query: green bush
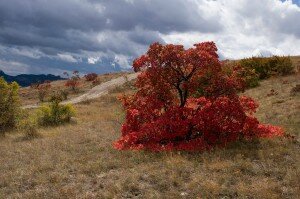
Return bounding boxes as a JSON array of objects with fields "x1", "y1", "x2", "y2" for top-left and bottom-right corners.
[
  {"x1": 238, "y1": 67, "x2": 260, "y2": 88},
  {"x1": 0, "y1": 77, "x2": 20, "y2": 135},
  {"x1": 37, "y1": 97, "x2": 75, "y2": 126},
  {"x1": 222, "y1": 61, "x2": 260, "y2": 88},
  {"x1": 271, "y1": 56, "x2": 294, "y2": 75},
  {"x1": 240, "y1": 57, "x2": 271, "y2": 79},
  {"x1": 240, "y1": 56, "x2": 294, "y2": 80}
]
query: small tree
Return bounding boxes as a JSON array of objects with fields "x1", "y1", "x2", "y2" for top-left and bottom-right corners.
[
  {"x1": 36, "y1": 81, "x2": 51, "y2": 102},
  {"x1": 0, "y1": 77, "x2": 20, "y2": 135},
  {"x1": 114, "y1": 42, "x2": 283, "y2": 151},
  {"x1": 65, "y1": 71, "x2": 80, "y2": 92}
]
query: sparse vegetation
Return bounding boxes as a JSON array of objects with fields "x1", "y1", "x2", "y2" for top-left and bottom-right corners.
[
  {"x1": 36, "y1": 80, "x2": 51, "y2": 102},
  {"x1": 65, "y1": 70, "x2": 80, "y2": 92},
  {"x1": 91, "y1": 78, "x2": 101, "y2": 86},
  {"x1": 57, "y1": 89, "x2": 69, "y2": 100},
  {"x1": 18, "y1": 115, "x2": 40, "y2": 140},
  {"x1": 290, "y1": 84, "x2": 300, "y2": 96},
  {"x1": 18, "y1": 72, "x2": 133, "y2": 106},
  {"x1": 84, "y1": 73, "x2": 98, "y2": 82},
  {"x1": 0, "y1": 77, "x2": 20, "y2": 135}
]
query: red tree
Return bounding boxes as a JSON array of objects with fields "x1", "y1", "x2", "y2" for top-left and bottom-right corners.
[
  {"x1": 65, "y1": 71, "x2": 80, "y2": 92},
  {"x1": 114, "y1": 42, "x2": 283, "y2": 151}
]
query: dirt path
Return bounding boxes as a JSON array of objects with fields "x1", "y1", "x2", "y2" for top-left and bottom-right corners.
[{"x1": 23, "y1": 73, "x2": 139, "y2": 109}]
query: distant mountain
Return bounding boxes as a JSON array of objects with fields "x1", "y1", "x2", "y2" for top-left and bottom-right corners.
[{"x1": 0, "y1": 70, "x2": 64, "y2": 87}]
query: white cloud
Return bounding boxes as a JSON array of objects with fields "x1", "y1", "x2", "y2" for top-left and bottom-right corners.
[
  {"x1": 161, "y1": 0, "x2": 300, "y2": 59},
  {"x1": 252, "y1": 48, "x2": 284, "y2": 57},
  {"x1": 11, "y1": 48, "x2": 43, "y2": 59},
  {"x1": 57, "y1": 53, "x2": 78, "y2": 63},
  {"x1": 88, "y1": 57, "x2": 101, "y2": 64},
  {"x1": 0, "y1": 45, "x2": 45, "y2": 59},
  {"x1": 114, "y1": 54, "x2": 131, "y2": 69}
]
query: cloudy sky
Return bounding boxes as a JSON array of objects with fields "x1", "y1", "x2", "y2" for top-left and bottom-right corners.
[{"x1": 0, "y1": 0, "x2": 299, "y2": 75}]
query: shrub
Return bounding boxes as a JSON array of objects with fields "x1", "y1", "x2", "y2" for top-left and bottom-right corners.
[
  {"x1": 223, "y1": 63, "x2": 260, "y2": 88},
  {"x1": 0, "y1": 77, "x2": 20, "y2": 135},
  {"x1": 18, "y1": 116, "x2": 40, "y2": 139},
  {"x1": 65, "y1": 79, "x2": 80, "y2": 92},
  {"x1": 92, "y1": 78, "x2": 101, "y2": 86},
  {"x1": 65, "y1": 71, "x2": 80, "y2": 92},
  {"x1": 114, "y1": 42, "x2": 283, "y2": 151},
  {"x1": 240, "y1": 57, "x2": 271, "y2": 79},
  {"x1": 30, "y1": 82, "x2": 40, "y2": 89},
  {"x1": 37, "y1": 96, "x2": 75, "y2": 126},
  {"x1": 36, "y1": 81, "x2": 51, "y2": 102},
  {"x1": 271, "y1": 56, "x2": 294, "y2": 75},
  {"x1": 240, "y1": 56, "x2": 294, "y2": 80},
  {"x1": 239, "y1": 66, "x2": 260, "y2": 88},
  {"x1": 57, "y1": 89, "x2": 69, "y2": 100},
  {"x1": 85, "y1": 73, "x2": 98, "y2": 82}
]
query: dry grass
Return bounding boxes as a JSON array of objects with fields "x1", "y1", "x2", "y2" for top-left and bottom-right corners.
[
  {"x1": 0, "y1": 74, "x2": 299, "y2": 198},
  {"x1": 243, "y1": 74, "x2": 300, "y2": 136},
  {"x1": 290, "y1": 56, "x2": 300, "y2": 72},
  {"x1": 19, "y1": 72, "x2": 128, "y2": 106}
]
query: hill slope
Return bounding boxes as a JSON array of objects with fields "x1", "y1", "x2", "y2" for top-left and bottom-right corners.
[{"x1": 0, "y1": 73, "x2": 299, "y2": 198}]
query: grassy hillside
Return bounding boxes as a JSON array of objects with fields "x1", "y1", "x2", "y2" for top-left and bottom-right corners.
[
  {"x1": 0, "y1": 72, "x2": 299, "y2": 198},
  {"x1": 19, "y1": 72, "x2": 128, "y2": 106},
  {"x1": 290, "y1": 56, "x2": 300, "y2": 71}
]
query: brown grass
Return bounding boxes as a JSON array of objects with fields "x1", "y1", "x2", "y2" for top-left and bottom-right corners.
[
  {"x1": 19, "y1": 72, "x2": 128, "y2": 106},
  {"x1": 0, "y1": 73, "x2": 299, "y2": 198}
]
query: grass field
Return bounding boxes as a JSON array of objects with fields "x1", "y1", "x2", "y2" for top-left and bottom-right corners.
[{"x1": 0, "y1": 72, "x2": 299, "y2": 198}]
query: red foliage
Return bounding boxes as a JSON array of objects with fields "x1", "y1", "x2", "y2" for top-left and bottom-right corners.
[
  {"x1": 65, "y1": 79, "x2": 79, "y2": 91},
  {"x1": 84, "y1": 73, "x2": 98, "y2": 82},
  {"x1": 114, "y1": 42, "x2": 284, "y2": 151},
  {"x1": 65, "y1": 70, "x2": 80, "y2": 91}
]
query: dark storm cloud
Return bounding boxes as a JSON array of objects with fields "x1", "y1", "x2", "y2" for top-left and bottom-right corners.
[
  {"x1": 0, "y1": 0, "x2": 221, "y2": 54},
  {"x1": 98, "y1": 0, "x2": 221, "y2": 33},
  {"x1": 0, "y1": 0, "x2": 299, "y2": 75}
]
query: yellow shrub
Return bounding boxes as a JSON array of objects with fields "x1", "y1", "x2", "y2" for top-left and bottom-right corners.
[
  {"x1": 37, "y1": 99, "x2": 75, "y2": 126},
  {"x1": 0, "y1": 77, "x2": 20, "y2": 134}
]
